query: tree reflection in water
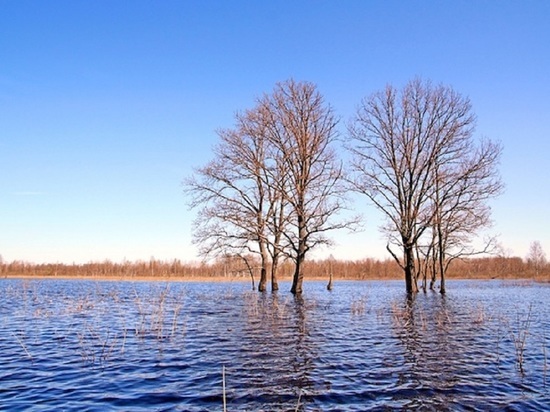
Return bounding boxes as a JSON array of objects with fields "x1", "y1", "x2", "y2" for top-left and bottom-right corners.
[
  {"x1": 389, "y1": 292, "x2": 525, "y2": 410},
  {"x1": 1, "y1": 280, "x2": 548, "y2": 411},
  {"x1": 224, "y1": 291, "x2": 318, "y2": 410}
]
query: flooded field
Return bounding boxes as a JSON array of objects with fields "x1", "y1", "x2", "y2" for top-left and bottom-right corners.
[{"x1": 0, "y1": 279, "x2": 549, "y2": 411}]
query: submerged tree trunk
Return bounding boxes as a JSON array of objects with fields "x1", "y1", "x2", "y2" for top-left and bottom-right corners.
[
  {"x1": 291, "y1": 214, "x2": 308, "y2": 294},
  {"x1": 250, "y1": 272, "x2": 256, "y2": 291},
  {"x1": 258, "y1": 243, "x2": 269, "y2": 292},
  {"x1": 430, "y1": 250, "x2": 437, "y2": 291},
  {"x1": 404, "y1": 244, "x2": 417, "y2": 294},
  {"x1": 327, "y1": 257, "x2": 334, "y2": 290},
  {"x1": 271, "y1": 254, "x2": 280, "y2": 292},
  {"x1": 291, "y1": 246, "x2": 306, "y2": 294},
  {"x1": 439, "y1": 265, "x2": 446, "y2": 294},
  {"x1": 438, "y1": 249, "x2": 446, "y2": 294},
  {"x1": 429, "y1": 273, "x2": 437, "y2": 290},
  {"x1": 416, "y1": 244, "x2": 427, "y2": 293},
  {"x1": 327, "y1": 271, "x2": 333, "y2": 291},
  {"x1": 291, "y1": 257, "x2": 304, "y2": 294},
  {"x1": 387, "y1": 242, "x2": 417, "y2": 294},
  {"x1": 436, "y1": 222, "x2": 446, "y2": 294},
  {"x1": 291, "y1": 223, "x2": 307, "y2": 294},
  {"x1": 258, "y1": 267, "x2": 267, "y2": 292},
  {"x1": 242, "y1": 257, "x2": 256, "y2": 291}
]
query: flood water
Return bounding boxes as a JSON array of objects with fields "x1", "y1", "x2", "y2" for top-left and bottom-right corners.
[{"x1": 0, "y1": 279, "x2": 549, "y2": 411}]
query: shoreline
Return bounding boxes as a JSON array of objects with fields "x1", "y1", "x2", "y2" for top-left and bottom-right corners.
[{"x1": 2, "y1": 274, "x2": 547, "y2": 283}]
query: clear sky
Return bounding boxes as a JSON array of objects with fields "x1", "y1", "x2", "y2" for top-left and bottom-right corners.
[{"x1": 1, "y1": 1, "x2": 549, "y2": 264}]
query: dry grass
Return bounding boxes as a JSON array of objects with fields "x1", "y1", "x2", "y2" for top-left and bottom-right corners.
[
  {"x1": 350, "y1": 294, "x2": 368, "y2": 316},
  {"x1": 5, "y1": 281, "x2": 188, "y2": 366},
  {"x1": 12, "y1": 332, "x2": 33, "y2": 363},
  {"x1": 508, "y1": 303, "x2": 534, "y2": 374},
  {"x1": 471, "y1": 303, "x2": 491, "y2": 325}
]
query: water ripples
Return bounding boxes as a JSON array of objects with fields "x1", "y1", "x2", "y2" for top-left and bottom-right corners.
[{"x1": 1, "y1": 279, "x2": 549, "y2": 411}]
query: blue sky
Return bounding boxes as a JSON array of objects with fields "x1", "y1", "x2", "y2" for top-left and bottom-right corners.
[{"x1": 1, "y1": 1, "x2": 549, "y2": 264}]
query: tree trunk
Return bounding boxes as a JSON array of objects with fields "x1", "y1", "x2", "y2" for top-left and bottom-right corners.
[
  {"x1": 291, "y1": 258, "x2": 304, "y2": 294},
  {"x1": 404, "y1": 244, "x2": 417, "y2": 294},
  {"x1": 258, "y1": 243, "x2": 269, "y2": 292},
  {"x1": 258, "y1": 267, "x2": 267, "y2": 292},
  {"x1": 439, "y1": 258, "x2": 446, "y2": 294},
  {"x1": 291, "y1": 214, "x2": 307, "y2": 294},
  {"x1": 249, "y1": 270, "x2": 256, "y2": 291},
  {"x1": 416, "y1": 245, "x2": 427, "y2": 293},
  {"x1": 271, "y1": 255, "x2": 279, "y2": 292},
  {"x1": 291, "y1": 243, "x2": 306, "y2": 294},
  {"x1": 429, "y1": 254, "x2": 437, "y2": 291},
  {"x1": 437, "y1": 223, "x2": 446, "y2": 294},
  {"x1": 327, "y1": 271, "x2": 333, "y2": 291}
]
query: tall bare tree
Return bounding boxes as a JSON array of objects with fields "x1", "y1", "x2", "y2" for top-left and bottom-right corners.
[
  {"x1": 256, "y1": 79, "x2": 355, "y2": 294},
  {"x1": 347, "y1": 78, "x2": 502, "y2": 293},
  {"x1": 185, "y1": 79, "x2": 353, "y2": 294},
  {"x1": 184, "y1": 106, "x2": 284, "y2": 292},
  {"x1": 427, "y1": 138, "x2": 503, "y2": 293}
]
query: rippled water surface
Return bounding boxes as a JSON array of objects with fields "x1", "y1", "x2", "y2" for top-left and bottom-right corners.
[{"x1": 1, "y1": 279, "x2": 549, "y2": 411}]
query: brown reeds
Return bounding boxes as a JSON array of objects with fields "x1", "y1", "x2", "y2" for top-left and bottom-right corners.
[
  {"x1": 350, "y1": 294, "x2": 368, "y2": 316},
  {"x1": 222, "y1": 365, "x2": 227, "y2": 412},
  {"x1": 509, "y1": 303, "x2": 533, "y2": 374},
  {"x1": 12, "y1": 332, "x2": 33, "y2": 363}
]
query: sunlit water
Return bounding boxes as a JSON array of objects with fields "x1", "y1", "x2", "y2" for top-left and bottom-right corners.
[{"x1": 0, "y1": 279, "x2": 549, "y2": 411}]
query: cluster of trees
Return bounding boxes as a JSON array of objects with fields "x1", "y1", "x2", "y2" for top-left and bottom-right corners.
[
  {"x1": 347, "y1": 79, "x2": 503, "y2": 293},
  {"x1": 185, "y1": 78, "x2": 504, "y2": 294},
  {"x1": 1, "y1": 253, "x2": 548, "y2": 281},
  {"x1": 185, "y1": 80, "x2": 356, "y2": 294},
  {"x1": 0, "y1": 259, "x2": 205, "y2": 278}
]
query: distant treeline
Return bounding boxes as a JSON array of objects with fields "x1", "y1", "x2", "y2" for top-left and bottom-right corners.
[{"x1": 1, "y1": 255, "x2": 548, "y2": 281}]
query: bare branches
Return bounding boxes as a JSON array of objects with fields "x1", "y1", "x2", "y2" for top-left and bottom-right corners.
[
  {"x1": 347, "y1": 78, "x2": 503, "y2": 293},
  {"x1": 183, "y1": 98, "x2": 282, "y2": 291},
  {"x1": 185, "y1": 79, "x2": 355, "y2": 293},
  {"x1": 259, "y1": 79, "x2": 357, "y2": 293},
  {"x1": 526, "y1": 241, "x2": 547, "y2": 275},
  {"x1": 185, "y1": 77, "x2": 503, "y2": 294}
]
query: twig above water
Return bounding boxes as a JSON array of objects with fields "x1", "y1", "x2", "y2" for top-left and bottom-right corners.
[
  {"x1": 12, "y1": 332, "x2": 33, "y2": 363},
  {"x1": 222, "y1": 365, "x2": 227, "y2": 412}
]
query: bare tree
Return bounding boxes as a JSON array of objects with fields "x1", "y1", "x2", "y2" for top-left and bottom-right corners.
[
  {"x1": 347, "y1": 78, "x2": 502, "y2": 293},
  {"x1": 264, "y1": 147, "x2": 289, "y2": 292},
  {"x1": 258, "y1": 79, "x2": 355, "y2": 294},
  {"x1": 184, "y1": 106, "x2": 284, "y2": 292},
  {"x1": 526, "y1": 241, "x2": 547, "y2": 275},
  {"x1": 427, "y1": 138, "x2": 503, "y2": 293},
  {"x1": 184, "y1": 79, "x2": 354, "y2": 294}
]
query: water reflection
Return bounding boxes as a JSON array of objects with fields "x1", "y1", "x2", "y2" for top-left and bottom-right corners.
[
  {"x1": 0, "y1": 279, "x2": 549, "y2": 411},
  {"x1": 226, "y1": 292, "x2": 318, "y2": 410},
  {"x1": 387, "y1": 288, "x2": 550, "y2": 411},
  {"x1": 390, "y1": 294, "x2": 460, "y2": 410}
]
